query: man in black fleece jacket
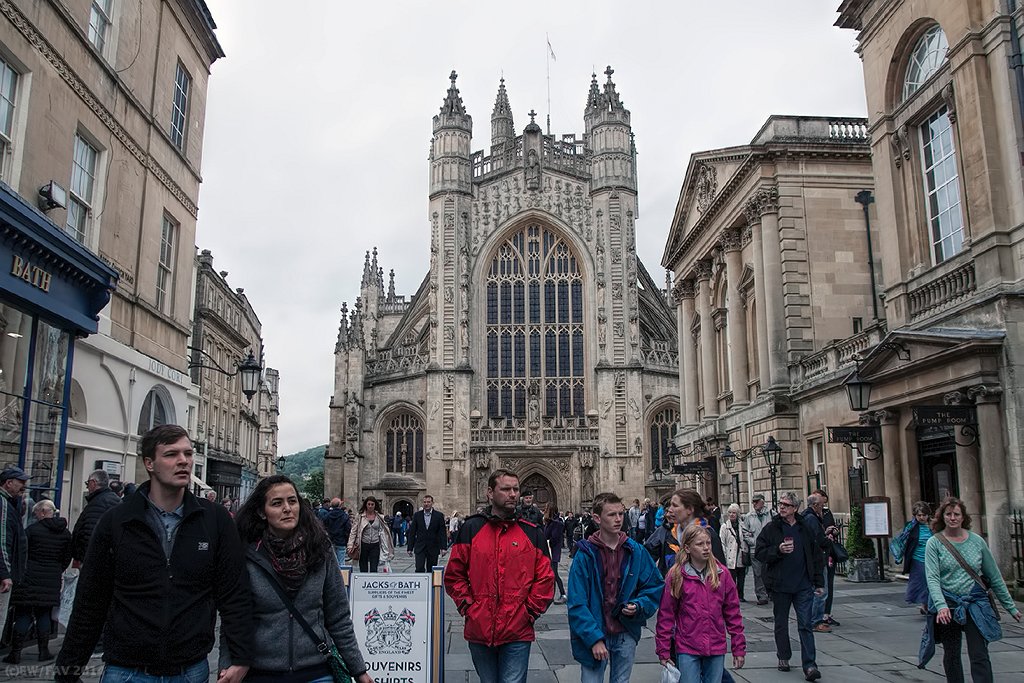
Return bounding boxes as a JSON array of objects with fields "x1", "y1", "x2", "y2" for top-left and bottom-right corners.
[{"x1": 55, "y1": 424, "x2": 253, "y2": 683}]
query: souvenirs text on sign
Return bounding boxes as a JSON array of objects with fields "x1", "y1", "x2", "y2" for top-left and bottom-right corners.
[{"x1": 345, "y1": 570, "x2": 443, "y2": 683}]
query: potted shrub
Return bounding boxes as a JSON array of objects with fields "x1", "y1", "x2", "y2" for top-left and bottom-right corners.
[{"x1": 844, "y1": 505, "x2": 879, "y2": 582}]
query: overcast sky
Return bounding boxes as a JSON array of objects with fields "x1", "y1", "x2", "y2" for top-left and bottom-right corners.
[{"x1": 196, "y1": 1, "x2": 868, "y2": 458}]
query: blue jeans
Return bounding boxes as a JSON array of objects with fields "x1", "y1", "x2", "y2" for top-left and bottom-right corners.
[
  {"x1": 580, "y1": 631, "x2": 639, "y2": 683},
  {"x1": 335, "y1": 546, "x2": 347, "y2": 568},
  {"x1": 677, "y1": 653, "x2": 725, "y2": 683},
  {"x1": 100, "y1": 659, "x2": 209, "y2": 683},
  {"x1": 773, "y1": 587, "x2": 817, "y2": 670},
  {"x1": 468, "y1": 641, "x2": 531, "y2": 683},
  {"x1": 812, "y1": 568, "x2": 828, "y2": 624}
]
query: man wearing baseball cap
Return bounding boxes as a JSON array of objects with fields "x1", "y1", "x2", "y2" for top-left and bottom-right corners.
[{"x1": 0, "y1": 466, "x2": 29, "y2": 641}]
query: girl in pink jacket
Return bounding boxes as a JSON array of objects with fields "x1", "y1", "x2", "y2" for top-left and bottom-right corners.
[{"x1": 655, "y1": 525, "x2": 746, "y2": 683}]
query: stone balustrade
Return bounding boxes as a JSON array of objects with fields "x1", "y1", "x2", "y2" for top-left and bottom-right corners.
[{"x1": 908, "y1": 260, "x2": 976, "y2": 320}]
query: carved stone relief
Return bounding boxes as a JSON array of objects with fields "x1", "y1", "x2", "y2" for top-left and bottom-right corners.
[
  {"x1": 695, "y1": 163, "x2": 717, "y2": 213},
  {"x1": 470, "y1": 174, "x2": 593, "y2": 254}
]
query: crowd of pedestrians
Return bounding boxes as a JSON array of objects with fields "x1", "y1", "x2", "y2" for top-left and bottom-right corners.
[{"x1": 0, "y1": 423, "x2": 1016, "y2": 683}]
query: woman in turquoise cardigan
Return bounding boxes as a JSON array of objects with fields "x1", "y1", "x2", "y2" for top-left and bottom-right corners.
[{"x1": 924, "y1": 497, "x2": 1021, "y2": 682}]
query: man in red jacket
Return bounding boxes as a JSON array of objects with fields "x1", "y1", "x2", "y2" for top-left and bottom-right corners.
[{"x1": 444, "y1": 469, "x2": 554, "y2": 683}]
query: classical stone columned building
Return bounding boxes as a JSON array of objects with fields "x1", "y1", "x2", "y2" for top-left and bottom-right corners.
[
  {"x1": 327, "y1": 69, "x2": 679, "y2": 516},
  {"x1": 836, "y1": 0, "x2": 1024, "y2": 570},
  {"x1": 663, "y1": 116, "x2": 876, "y2": 516}
]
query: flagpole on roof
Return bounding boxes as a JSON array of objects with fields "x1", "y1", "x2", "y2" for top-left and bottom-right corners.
[{"x1": 546, "y1": 34, "x2": 555, "y2": 136}]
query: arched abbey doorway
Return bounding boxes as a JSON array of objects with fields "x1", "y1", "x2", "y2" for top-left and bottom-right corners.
[
  {"x1": 521, "y1": 472, "x2": 557, "y2": 510},
  {"x1": 392, "y1": 499, "x2": 414, "y2": 519}
]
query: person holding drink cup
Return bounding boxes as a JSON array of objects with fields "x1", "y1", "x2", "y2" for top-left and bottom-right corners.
[{"x1": 755, "y1": 492, "x2": 825, "y2": 681}]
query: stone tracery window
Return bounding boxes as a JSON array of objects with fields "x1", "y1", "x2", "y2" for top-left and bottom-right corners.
[
  {"x1": 649, "y1": 407, "x2": 679, "y2": 472},
  {"x1": 902, "y1": 24, "x2": 948, "y2": 102},
  {"x1": 384, "y1": 412, "x2": 424, "y2": 474},
  {"x1": 486, "y1": 225, "x2": 585, "y2": 419}
]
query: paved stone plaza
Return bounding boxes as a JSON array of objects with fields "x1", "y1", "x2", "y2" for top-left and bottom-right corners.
[{"x1": 5, "y1": 551, "x2": 1022, "y2": 682}]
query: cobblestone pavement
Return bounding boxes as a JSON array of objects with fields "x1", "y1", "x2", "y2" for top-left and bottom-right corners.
[{"x1": 4, "y1": 548, "x2": 1022, "y2": 682}]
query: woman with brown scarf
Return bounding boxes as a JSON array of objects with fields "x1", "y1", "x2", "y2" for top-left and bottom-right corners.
[{"x1": 227, "y1": 475, "x2": 374, "y2": 683}]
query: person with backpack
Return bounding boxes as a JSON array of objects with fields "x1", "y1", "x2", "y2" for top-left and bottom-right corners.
[
  {"x1": 656, "y1": 524, "x2": 746, "y2": 683},
  {"x1": 568, "y1": 493, "x2": 663, "y2": 683}
]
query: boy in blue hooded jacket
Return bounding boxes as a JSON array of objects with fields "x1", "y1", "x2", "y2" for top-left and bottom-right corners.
[{"x1": 567, "y1": 492, "x2": 664, "y2": 683}]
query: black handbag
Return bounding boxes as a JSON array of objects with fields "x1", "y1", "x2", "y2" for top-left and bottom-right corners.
[
  {"x1": 254, "y1": 563, "x2": 353, "y2": 683},
  {"x1": 831, "y1": 541, "x2": 849, "y2": 563}
]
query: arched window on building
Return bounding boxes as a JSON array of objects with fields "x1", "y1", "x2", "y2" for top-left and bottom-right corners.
[
  {"x1": 138, "y1": 386, "x2": 173, "y2": 434},
  {"x1": 649, "y1": 407, "x2": 680, "y2": 473},
  {"x1": 902, "y1": 24, "x2": 948, "y2": 102},
  {"x1": 899, "y1": 24, "x2": 963, "y2": 265},
  {"x1": 485, "y1": 225, "x2": 585, "y2": 420},
  {"x1": 384, "y1": 412, "x2": 424, "y2": 474}
]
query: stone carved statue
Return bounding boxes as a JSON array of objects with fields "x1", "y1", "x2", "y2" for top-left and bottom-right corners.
[{"x1": 526, "y1": 149, "x2": 540, "y2": 190}]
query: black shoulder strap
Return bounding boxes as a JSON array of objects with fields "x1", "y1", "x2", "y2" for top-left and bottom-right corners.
[{"x1": 252, "y1": 561, "x2": 332, "y2": 658}]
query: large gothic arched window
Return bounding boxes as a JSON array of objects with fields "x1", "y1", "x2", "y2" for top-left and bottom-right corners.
[
  {"x1": 649, "y1": 407, "x2": 679, "y2": 472},
  {"x1": 384, "y1": 412, "x2": 424, "y2": 474},
  {"x1": 486, "y1": 225, "x2": 585, "y2": 419}
]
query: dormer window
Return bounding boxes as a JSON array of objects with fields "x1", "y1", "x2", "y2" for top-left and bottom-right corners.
[{"x1": 902, "y1": 24, "x2": 949, "y2": 102}]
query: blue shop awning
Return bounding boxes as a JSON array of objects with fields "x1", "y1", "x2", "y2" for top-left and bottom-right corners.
[{"x1": 0, "y1": 182, "x2": 117, "y2": 334}]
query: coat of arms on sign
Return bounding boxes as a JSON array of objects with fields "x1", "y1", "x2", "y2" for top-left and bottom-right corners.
[{"x1": 364, "y1": 606, "x2": 416, "y2": 655}]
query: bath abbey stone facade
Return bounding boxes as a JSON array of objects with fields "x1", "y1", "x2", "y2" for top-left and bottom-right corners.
[{"x1": 327, "y1": 68, "x2": 680, "y2": 517}]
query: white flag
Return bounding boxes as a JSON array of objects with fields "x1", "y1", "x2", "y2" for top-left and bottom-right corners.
[{"x1": 547, "y1": 37, "x2": 556, "y2": 61}]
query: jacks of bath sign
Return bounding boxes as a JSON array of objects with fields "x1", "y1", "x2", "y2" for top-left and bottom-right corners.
[{"x1": 342, "y1": 568, "x2": 444, "y2": 683}]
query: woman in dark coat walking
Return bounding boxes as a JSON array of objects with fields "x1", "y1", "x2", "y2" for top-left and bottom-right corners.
[
  {"x1": 543, "y1": 503, "x2": 566, "y2": 604},
  {"x1": 3, "y1": 500, "x2": 71, "y2": 663}
]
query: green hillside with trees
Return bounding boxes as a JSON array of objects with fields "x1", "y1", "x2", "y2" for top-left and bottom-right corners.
[{"x1": 277, "y1": 444, "x2": 326, "y2": 499}]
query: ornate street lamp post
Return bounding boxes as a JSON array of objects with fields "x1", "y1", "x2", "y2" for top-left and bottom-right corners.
[
  {"x1": 188, "y1": 347, "x2": 264, "y2": 401},
  {"x1": 721, "y1": 435, "x2": 783, "y2": 512}
]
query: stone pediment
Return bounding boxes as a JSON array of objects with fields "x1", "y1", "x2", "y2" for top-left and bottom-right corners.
[
  {"x1": 662, "y1": 148, "x2": 753, "y2": 267},
  {"x1": 858, "y1": 329, "x2": 1005, "y2": 381}
]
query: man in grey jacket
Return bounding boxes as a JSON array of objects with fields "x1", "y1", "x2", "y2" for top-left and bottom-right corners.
[{"x1": 743, "y1": 494, "x2": 773, "y2": 604}]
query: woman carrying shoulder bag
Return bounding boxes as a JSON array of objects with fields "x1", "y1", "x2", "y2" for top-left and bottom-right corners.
[
  {"x1": 346, "y1": 496, "x2": 394, "y2": 573},
  {"x1": 227, "y1": 475, "x2": 374, "y2": 683},
  {"x1": 923, "y1": 497, "x2": 1021, "y2": 683},
  {"x1": 719, "y1": 504, "x2": 747, "y2": 602}
]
